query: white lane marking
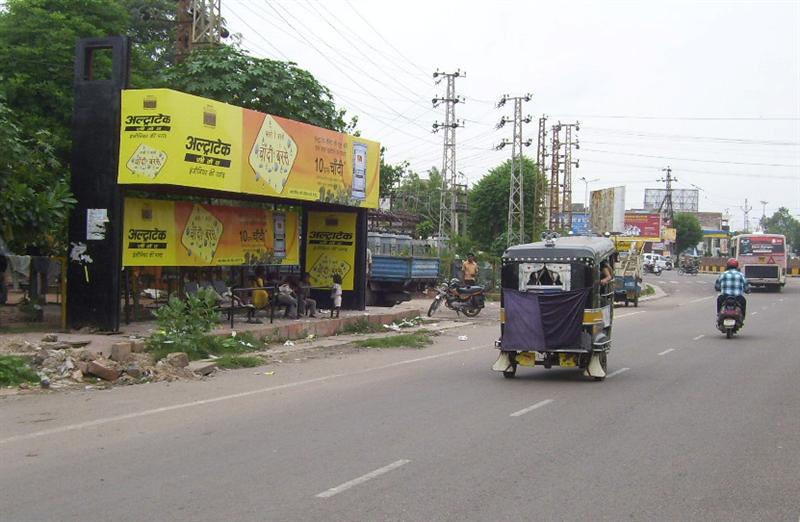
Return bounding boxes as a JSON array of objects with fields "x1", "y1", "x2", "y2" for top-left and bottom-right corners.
[
  {"x1": 688, "y1": 296, "x2": 715, "y2": 304},
  {"x1": 315, "y1": 459, "x2": 410, "y2": 498},
  {"x1": 616, "y1": 311, "x2": 646, "y2": 319},
  {"x1": 669, "y1": 280, "x2": 679, "y2": 284},
  {"x1": 752, "y1": 311, "x2": 758, "y2": 316},
  {"x1": 658, "y1": 348, "x2": 676, "y2": 356},
  {"x1": 510, "y1": 399, "x2": 555, "y2": 417},
  {"x1": 779, "y1": 298, "x2": 784, "y2": 302},
  {"x1": 0, "y1": 345, "x2": 486, "y2": 446},
  {"x1": 693, "y1": 335, "x2": 705, "y2": 341},
  {"x1": 606, "y1": 367, "x2": 630, "y2": 378}
]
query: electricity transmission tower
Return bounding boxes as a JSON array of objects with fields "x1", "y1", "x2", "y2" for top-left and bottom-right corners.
[
  {"x1": 496, "y1": 94, "x2": 533, "y2": 246},
  {"x1": 560, "y1": 122, "x2": 580, "y2": 230},
  {"x1": 548, "y1": 122, "x2": 562, "y2": 231},
  {"x1": 535, "y1": 116, "x2": 548, "y2": 233},
  {"x1": 741, "y1": 198, "x2": 753, "y2": 232},
  {"x1": 176, "y1": 0, "x2": 229, "y2": 63},
  {"x1": 657, "y1": 166, "x2": 677, "y2": 226},
  {"x1": 432, "y1": 70, "x2": 465, "y2": 239}
]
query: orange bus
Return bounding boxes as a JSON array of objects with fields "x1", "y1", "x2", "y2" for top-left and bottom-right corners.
[{"x1": 730, "y1": 233, "x2": 787, "y2": 291}]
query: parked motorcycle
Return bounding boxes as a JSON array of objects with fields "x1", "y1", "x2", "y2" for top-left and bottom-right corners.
[
  {"x1": 643, "y1": 262, "x2": 662, "y2": 276},
  {"x1": 428, "y1": 278, "x2": 486, "y2": 318},
  {"x1": 717, "y1": 296, "x2": 745, "y2": 339}
]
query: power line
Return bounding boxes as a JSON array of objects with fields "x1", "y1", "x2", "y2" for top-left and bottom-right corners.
[
  {"x1": 581, "y1": 127, "x2": 800, "y2": 146},
  {"x1": 581, "y1": 147, "x2": 800, "y2": 168},
  {"x1": 550, "y1": 114, "x2": 800, "y2": 121}
]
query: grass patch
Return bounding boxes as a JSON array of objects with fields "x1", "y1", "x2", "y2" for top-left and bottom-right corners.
[
  {"x1": 338, "y1": 318, "x2": 383, "y2": 334},
  {"x1": 641, "y1": 284, "x2": 655, "y2": 297},
  {"x1": 148, "y1": 331, "x2": 263, "y2": 362},
  {"x1": 215, "y1": 355, "x2": 265, "y2": 369},
  {"x1": 0, "y1": 355, "x2": 40, "y2": 386},
  {"x1": 353, "y1": 332, "x2": 433, "y2": 349}
]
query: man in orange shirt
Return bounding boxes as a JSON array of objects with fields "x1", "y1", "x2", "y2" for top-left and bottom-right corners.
[{"x1": 462, "y1": 253, "x2": 479, "y2": 286}]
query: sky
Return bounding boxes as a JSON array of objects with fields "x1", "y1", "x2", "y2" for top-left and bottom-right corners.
[{"x1": 221, "y1": 0, "x2": 800, "y2": 227}]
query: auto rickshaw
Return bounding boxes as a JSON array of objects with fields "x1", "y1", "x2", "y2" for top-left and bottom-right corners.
[{"x1": 493, "y1": 233, "x2": 617, "y2": 381}]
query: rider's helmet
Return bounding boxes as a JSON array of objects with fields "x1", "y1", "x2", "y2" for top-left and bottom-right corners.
[
  {"x1": 449, "y1": 278, "x2": 461, "y2": 287},
  {"x1": 726, "y1": 258, "x2": 739, "y2": 269}
]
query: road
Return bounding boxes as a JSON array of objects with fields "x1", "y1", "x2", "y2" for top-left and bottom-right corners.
[{"x1": 1, "y1": 274, "x2": 798, "y2": 521}]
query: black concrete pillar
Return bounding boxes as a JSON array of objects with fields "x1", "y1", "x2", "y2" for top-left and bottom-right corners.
[{"x1": 66, "y1": 37, "x2": 130, "y2": 331}]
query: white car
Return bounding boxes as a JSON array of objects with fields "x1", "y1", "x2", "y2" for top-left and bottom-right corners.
[{"x1": 643, "y1": 253, "x2": 672, "y2": 270}]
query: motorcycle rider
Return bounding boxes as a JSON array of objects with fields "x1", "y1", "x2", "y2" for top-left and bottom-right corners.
[{"x1": 714, "y1": 258, "x2": 750, "y2": 320}]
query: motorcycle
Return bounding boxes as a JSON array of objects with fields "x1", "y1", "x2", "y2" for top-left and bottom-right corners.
[
  {"x1": 717, "y1": 296, "x2": 745, "y2": 339},
  {"x1": 643, "y1": 262, "x2": 662, "y2": 276},
  {"x1": 677, "y1": 261, "x2": 699, "y2": 275},
  {"x1": 428, "y1": 278, "x2": 486, "y2": 318}
]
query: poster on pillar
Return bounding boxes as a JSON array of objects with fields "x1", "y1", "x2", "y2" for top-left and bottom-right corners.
[
  {"x1": 305, "y1": 211, "x2": 357, "y2": 291},
  {"x1": 123, "y1": 198, "x2": 299, "y2": 267}
]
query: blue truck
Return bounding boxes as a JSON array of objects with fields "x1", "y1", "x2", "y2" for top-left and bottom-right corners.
[{"x1": 367, "y1": 234, "x2": 441, "y2": 306}]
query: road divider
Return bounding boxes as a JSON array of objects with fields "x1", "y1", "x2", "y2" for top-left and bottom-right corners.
[
  {"x1": 510, "y1": 399, "x2": 554, "y2": 417},
  {"x1": 315, "y1": 459, "x2": 410, "y2": 498}
]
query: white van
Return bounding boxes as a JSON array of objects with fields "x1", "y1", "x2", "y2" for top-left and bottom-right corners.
[{"x1": 643, "y1": 253, "x2": 672, "y2": 270}]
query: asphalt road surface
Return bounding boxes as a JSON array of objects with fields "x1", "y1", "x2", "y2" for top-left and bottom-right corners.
[{"x1": 1, "y1": 274, "x2": 798, "y2": 521}]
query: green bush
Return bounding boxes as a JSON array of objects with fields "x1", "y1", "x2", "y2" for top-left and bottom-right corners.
[
  {"x1": 353, "y1": 332, "x2": 433, "y2": 349},
  {"x1": 0, "y1": 355, "x2": 40, "y2": 386},
  {"x1": 147, "y1": 289, "x2": 262, "y2": 361},
  {"x1": 338, "y1": 318, "x2": 383, "y2": 334}
]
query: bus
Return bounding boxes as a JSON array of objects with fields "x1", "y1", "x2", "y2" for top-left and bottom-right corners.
[{"x1": 730, "y1": 233, "x2": 787, "y2": 291}]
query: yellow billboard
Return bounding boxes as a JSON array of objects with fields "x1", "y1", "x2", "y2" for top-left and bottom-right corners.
[
  {"x1": 118, "y1": 89, "x2": 380, "y2": 208},
  {"x1": 305, "y1": 211, "x2": 357, "y2": 291},
  {"x1": 123, "y1": 198, "x2": 299, "y2": 267}
]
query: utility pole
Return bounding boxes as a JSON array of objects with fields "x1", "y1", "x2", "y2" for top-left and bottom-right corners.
[
  {"x1": 741, "y1": 198, "x2": 753, "y2": 232},
  {"x1": 560, "y1": 122, "x2": 580, "y2": 230},
  {"x1": 175, "y1": 0, "x2": 228, "y2": 63},
  {"x1": 432, "y1": 70, "x2": 465, "y2": 240},
  {"x1": 496, "y1": 94, "x2": 533, "y2": 246},
  {"x1": 657, "y1": 166, "x2": 677, "y2": 226},
  {"x1": 547, "y1": 123, "x2": 561, "y2": 230},
  {"x1": 535, "y1": 116, "x2": 548, "y2": 234}
]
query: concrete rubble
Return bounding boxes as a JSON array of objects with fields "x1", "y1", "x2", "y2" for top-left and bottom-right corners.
[{"x1": 1, "y1": 335, "x2": 209, "y2": 391}]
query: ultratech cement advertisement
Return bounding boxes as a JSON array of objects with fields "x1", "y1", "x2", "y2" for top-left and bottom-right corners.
[
  {"x1": 118, "y1": 89, "x2": 380, "y2": 208},
  {"x1": 305, "y1": 211, "x2": 356, "y2": 291},
  {"x1": 122, "y1": 198, "x2": 299, "y2": 267}
]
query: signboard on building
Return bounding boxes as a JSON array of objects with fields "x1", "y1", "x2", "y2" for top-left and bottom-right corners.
[
  {"x1": 623, "y1": 213, "x2": 662, "y2": 239},
  {"x1": 118, "y1": 89, "x2": 380, "y2": 208},
  {"x1": 305, "y1": 211, "x2": 357, "y2": 291},
  {"x1": 122, "y1": 198, "x2": 299, "y2": 267},
  {"x1": 590, "y1": 186, "x2": 626, "y2": 233},
  {"x1": 571, "y1": 212, "x2": 590, "y2": 235},
  {"x1": 643, "y1": 188, "x2": 699, "y2": 213}
]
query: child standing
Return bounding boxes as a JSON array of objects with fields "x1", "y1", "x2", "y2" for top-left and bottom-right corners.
[{"x1": 330, "y1": 273, "x2": 342, "y2": 318}]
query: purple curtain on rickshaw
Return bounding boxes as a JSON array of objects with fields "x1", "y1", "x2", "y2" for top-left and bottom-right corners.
[{"x1": 502, "y1": 288, "x2": 590, "y2": 350}]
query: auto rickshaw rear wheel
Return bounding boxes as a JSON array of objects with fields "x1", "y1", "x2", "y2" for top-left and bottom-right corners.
[
  {"x1": 503, "y1": 363, "x2": 517, "y2": 378},
  {"x1": 593, "y1": 352, "x2": 608, "y2": 381}
]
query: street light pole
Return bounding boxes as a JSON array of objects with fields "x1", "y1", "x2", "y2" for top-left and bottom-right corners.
[{"x1": 579, "y1": 176, "x2": 599, "y2": 210}]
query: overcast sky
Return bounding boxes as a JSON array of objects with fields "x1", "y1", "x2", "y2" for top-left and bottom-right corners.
[{"x1": 223, "y1": 0, "x2": 800, "y2": 226}]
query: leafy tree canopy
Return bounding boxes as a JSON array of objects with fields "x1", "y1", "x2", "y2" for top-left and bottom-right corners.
[
  {"x1": 467, "y1": 157, "x2": 546, "y2": 255},
  {"x1": 673, "y1": 212, "x2": 704, "y2": 254},
  {"x1": 161, "y1": 44, "x2": 353, "y2": 133},
  {"x1": 0, "y1": 98, "x2": 75, "y2": 254},
  {"x1": 761, "y1": 207, "x2": 800, "y2": 254}
]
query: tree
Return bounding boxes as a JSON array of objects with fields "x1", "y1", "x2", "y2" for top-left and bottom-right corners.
[
  {"x1": 161, "y1": 45, "x2": 353, "y2": 132},
  {"x1": 0, "y1": 98, "x2": 76, "y2": 254},
  {"x1": 761, "y1": 207, "x2": 800, "y2": 254},
  {"x1": 0, "y1": 0, "x2": 132, "y2": 158},
  {"x1": 391, "y1": 167, "x2": 443, "y2": 231},
  {"x1": 379, "y1": 155, "x2": 409, "y2": 198},
  {"x1": 673, "y1": 212, "x2": 703, "y2": 254},
  {"x1": 467, "y1": 157, "x2": 547, "y2": 252}
]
